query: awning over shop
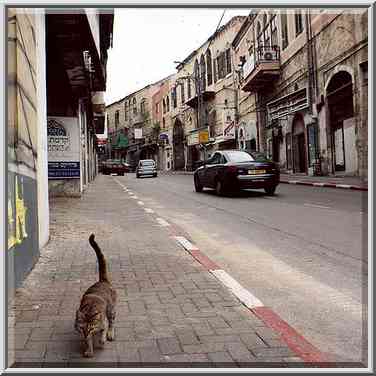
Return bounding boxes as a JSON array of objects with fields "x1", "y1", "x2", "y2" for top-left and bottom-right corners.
[{"x1": 112, "y1": 133, "x2": 129, "y2": 149}]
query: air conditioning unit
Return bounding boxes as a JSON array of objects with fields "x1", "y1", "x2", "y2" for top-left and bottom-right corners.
[{"x1": 260, "y1": 48, "x2": 277, "y2": 61}]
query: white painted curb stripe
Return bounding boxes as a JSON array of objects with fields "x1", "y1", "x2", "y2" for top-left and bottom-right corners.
[
  {"x1": 313, "y1": 182, "x2": 325, "y2": 187},
  {"x1": 174, "y1": 236, "x2": 199, "y2": 251},
  {"x1": 336, "y1": 184, "x2": 351, "y2": 189},
  {"x1": 156, "y1": 218, "x2": 170, "y2": 227},
  {"x1": 137, "y1": 201, "x2": 144, "y2": 206},
  {"x1": 144, "y1": 208, "x2": 155, "y2": 214},
  {"x1": 212, "y1": 270, "x2": 264, "y2": 309},
  {"x1": 289, "y1": 181, "x2": 298, "y2": 184}
]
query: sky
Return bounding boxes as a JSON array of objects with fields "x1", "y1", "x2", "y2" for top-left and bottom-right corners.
[{"x1": 105, "y1": 8, "x2": 252, "y2": 105}]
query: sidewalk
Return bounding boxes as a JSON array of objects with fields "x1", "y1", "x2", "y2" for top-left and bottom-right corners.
[
  {"x1": 9, "y1": 175, "x2": 334, "y2": 368},
  {"x1": 160, "y1": 171, "x2": 368, "y2": 191}
]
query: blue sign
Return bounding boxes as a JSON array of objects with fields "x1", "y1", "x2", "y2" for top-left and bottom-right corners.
[
  {"x1": 48, "y1": 161, "x2": 80, "y2": 179},
  {"x1": 159, "y1": 133, "x2": 169, "y2": 140}
]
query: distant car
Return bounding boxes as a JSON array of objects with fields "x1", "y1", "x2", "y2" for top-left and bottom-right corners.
[
  {"x1": 136, "y1": 159, "x2": 157, "y2": 178},
  {"x1": 102, "y1": 159, "x2": 130, "y2": 176},
  {"x1": 193, "y1": 150, "x2": 280, "y2": 196}
]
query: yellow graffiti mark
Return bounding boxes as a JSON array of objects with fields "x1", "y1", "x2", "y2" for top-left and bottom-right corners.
[{"x1": 8, "y1": 175, "x2": 28, "y2": 249}]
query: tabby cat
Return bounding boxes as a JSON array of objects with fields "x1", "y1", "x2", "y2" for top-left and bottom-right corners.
[{"x1": 75, "y1": 234, "x2": 117, "y2": 357}]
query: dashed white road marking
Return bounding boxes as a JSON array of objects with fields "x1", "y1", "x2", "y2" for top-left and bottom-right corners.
[
  {"x1": 144, "y1": 208, "x2": 155, "y2": 214},
  {"x1": 156, "y1": 217, "x2": 170, "y2": 227},
  {"x1": 130, "y1": 195, "x2": 138, "y2": 199},
  {"x1": 174, "y1": 236, "x2": 199, "y2": 251},
  {"x1": 137, "y1": 201, "x2": 144, "y2": 206},
  {"x1": 303, "y1": 203, "x2": 331, "y2": 209},
  {"x1": 211, "y1": 270, "x2": 264, "y2": 309}
]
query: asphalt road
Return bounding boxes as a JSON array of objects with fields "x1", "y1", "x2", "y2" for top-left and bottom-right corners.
[{"x1": 115, "y1": 172, "x2": 368, "y2": 363}]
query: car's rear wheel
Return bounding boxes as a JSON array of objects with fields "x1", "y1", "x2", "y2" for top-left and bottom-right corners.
[
  {"x1": 136, "y1": 174, "x2": 140, "y2": 178},
  {"x1": 194, "y1": 175, "x2": 203, "y2": 192},
  {"x1": 265, "y1": 186, "x2": 276, "y2": 195}
]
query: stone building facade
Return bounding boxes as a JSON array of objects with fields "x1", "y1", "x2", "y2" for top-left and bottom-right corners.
[
  {"x1": 169, "y1": 16, "x2": 247, "y2": 170},
  {"x1": 106, "y1": 80, "x2": 162, "y2": 170},
  {"x1": 151, "y1": 76, "x2": 173, "y2": 170},
  {"x1": 233, "y1": 8, "x2": 368, "y2": 178}
]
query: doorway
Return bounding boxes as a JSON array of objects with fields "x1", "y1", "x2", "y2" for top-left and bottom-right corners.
[
  {"x1": 326, "y1": 71, "x2": 354, "y2": 173},
  {"x1": 292, "y1": 114, "x2": 307, "y2": 173}
]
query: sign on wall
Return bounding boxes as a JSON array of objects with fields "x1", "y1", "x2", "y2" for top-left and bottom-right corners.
[
  {"x1": 134, "y1": 128, "x2": 143, "y2": 139},
  {"x1": 48, "y1": 117, "x2": 80, "y2": 179},
  {"x1": 222, "y1": 109, "x2": 236, "y2": 140}
]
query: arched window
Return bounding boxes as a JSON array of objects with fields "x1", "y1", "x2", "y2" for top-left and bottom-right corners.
[
  {"x1": 180, "y1": 81, "x2": 185, "y2": 104},
  {"x1": 206, "y1": 49, "x2": 213, "y2": 86},
  {"x1": 263, "y1": 13, "x2": 270, "y2": 46},
  {"x1": 124, "y1": 101, "x2": 128, "y2": 120},
  {"x1": 194, "y1": 59, "x2": 200, "y2": 94},
  {"x1": 166, "y1": 96, "x2": 170, "y2": 112},
  {"x1": 270, "y1": 14, "x2": 278, "y2": 46},
  {"x1": 187, "y1": 77, "x2": 192, "y2": 99},
  {"x1": 200, "y1": 54, "x2": 206, "y2": 91},
  {"x1": 162, "y1": 98, "x2": 166, "y2": 114},
  {"x1": 132, "y1": 97, "x2": 137, "y2": 115},
  {"x1": 281, "y1": 13, "x2": 289, "y2": 50},
  {"x1": 256, "y1": 21, "x2": 262, "y2": 48}
]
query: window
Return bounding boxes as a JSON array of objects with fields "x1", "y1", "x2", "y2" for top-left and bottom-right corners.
[
  {"x1": 172, "y1": 87, "x2": 177, "y2": 108},
  {"x1": 263, "y1": 14, "x2": 270, "y2": 46},
  {"x1": 206, "y1": 49, "x2": 213, "y2": 86},
  {"x1": 124, "y1": 101, "x2": 128, "y2": 120},
  {"x1": 163, "y1": 98, "x2": 166, "y2": 114},
  {"x1": 187, "y1": 77, "x2": 192, "y2": 98},
  {"x1": 194, "y1": 59, "x2": 200, "y2": 92},
  {"x1": 132, "y1": 97, "x2": 137, "y2": 115},
  {"x1": 166, "y1": 96, "x2": 170, "y2": 112},
  {"x1": 115, "y1": 110, "x2": 119, "y2": 129},
  {"x1": 295, "y1": 10, "x2": 303, "y2": 36},
  {"x1": 200, "y1": 54, "x2": 206, "y2": 90},
  {"x1": 217, "y1": 52, "x2": 226, "y2": 80},
  {"x1": 226, "y1": 150, "x2": 254, "y2": 162},
  {"x1": 155, "y1": 102, "x2": 159, "y2": 114},
  {"x1": 213, "y1": 57, "x2": 218, "y2": 82},
  {"x1": 162, "y1": 118, "x2": 166, "y2": 129},
  {"x1": 209, "y1": 153, "x2": 222, "y2": 165},
  {"x1": 140, "y1": 100, "x2": 146, "y2": 114},
  {"x1": 271, "y1": 15, "x2": 278, "y2": 45},
  {"x1": 181, "y1": 82, "x2": 185, "y2": 104},
  {"x1": 225, "y1": 49, "x2": 232, "y2": 74},
  {"x1": 281, "y1": 13, "x2": 289, "y2": 49},
  {"x1": 256, "y1": 21, "x2": 262, "y2": 47}
]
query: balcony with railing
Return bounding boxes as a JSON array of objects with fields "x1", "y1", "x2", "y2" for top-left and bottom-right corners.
[{"x1": 241, "y1": 45, "x2": 280, "y2": 92}]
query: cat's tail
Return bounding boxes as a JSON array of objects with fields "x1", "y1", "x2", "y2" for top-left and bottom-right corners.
[{"x1": 89, "y1": 234, "x2": 110, "y2": 283}]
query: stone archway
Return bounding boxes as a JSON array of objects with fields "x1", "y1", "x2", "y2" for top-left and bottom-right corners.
[
  {"x1": 173, "y1": 118, "x2": 185, "y2": 170},
  {"x1": 326, "y1": 70, "x2": 354, "y2": 173},
  {"x1": 292, "y1": 113, "x2": 307, "y2": 173}
]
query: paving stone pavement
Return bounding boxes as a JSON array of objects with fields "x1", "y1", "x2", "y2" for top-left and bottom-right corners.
[{"x1": 8, "y1": 174, "x2": 305, "y2": 368}]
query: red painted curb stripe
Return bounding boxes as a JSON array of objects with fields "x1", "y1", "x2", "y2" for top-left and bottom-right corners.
[
  {"x1": 189, "y1": 249, "x2": 220, "y2": 271},
  {"x1": 252, "y1": 306, "x2": 331, "y2": 364},
  {"x1": 280, "y1": 180, "x2": 367, "y2": 191}
]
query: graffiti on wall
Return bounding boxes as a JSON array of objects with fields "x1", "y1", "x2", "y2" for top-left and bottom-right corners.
[{"x1": 8, "y1": 175, "x2": 28, "y2": 250}]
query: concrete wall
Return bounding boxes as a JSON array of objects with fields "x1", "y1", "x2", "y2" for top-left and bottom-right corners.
[{"x1": 7, "y1": 9, "x2": 41, "y2": 290}]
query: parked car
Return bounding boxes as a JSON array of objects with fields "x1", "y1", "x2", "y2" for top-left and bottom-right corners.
[
  {"x1": 136, "y1": 159, "x2": 157, "y2": 178},
  {"x1": 102, "y1": 159, "x2": 130, "y2": 176},
  {"x1": 193, "y1": 150, "x2": 280, "y2": 196}
]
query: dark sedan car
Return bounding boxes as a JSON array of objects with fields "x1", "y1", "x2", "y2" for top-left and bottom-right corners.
[
  {"x1": 102, "y1": 160, "x2": 130, "y2": 176},
  {"x1": 193, "y1": 150, "x2": 279, "y2": 196}
]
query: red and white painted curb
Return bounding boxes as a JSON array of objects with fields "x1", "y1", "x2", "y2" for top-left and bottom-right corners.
[
  {"x1": 280, "y1": 179, "x2": 368, "y2": 191},
  {"x1": 174, "y1": 235, "x2": 331, "y2": 364}
]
